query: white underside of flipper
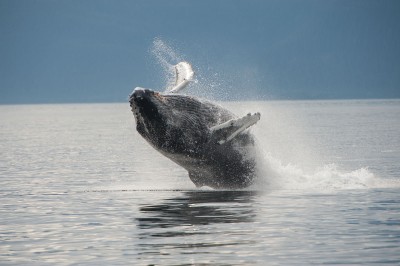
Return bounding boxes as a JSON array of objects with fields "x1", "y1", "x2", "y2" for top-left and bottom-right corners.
[
  {"x1": 169, "y1": 62, "x2": 194, "y2": 93},
  {"x1": 210, "y1": 112, "x2": 261, "y2": 144}
]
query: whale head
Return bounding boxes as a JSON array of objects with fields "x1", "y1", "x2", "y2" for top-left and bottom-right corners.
[
  {"x1": 129, "y1": 87, "x2": 230, "y2": 154},
  {"x1": 129, "y1": 88, "x2": 168, "y2": 146}
]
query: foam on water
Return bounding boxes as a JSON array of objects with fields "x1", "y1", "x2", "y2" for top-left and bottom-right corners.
[{"x1": 252, "y1": 149, "x2": 399, "y2": 193}]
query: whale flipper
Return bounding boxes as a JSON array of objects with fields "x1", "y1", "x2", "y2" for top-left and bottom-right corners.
[
  {"x1": 210, "y1": 112, "x2": 261, "y2": 145},
  {"x1": 169, "y1": 62, "x2": 195, "y2": 93}
]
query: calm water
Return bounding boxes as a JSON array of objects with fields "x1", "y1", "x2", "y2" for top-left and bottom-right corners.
[{"x1": 1, "y1": 100, "x2": 400, "y2": 265}]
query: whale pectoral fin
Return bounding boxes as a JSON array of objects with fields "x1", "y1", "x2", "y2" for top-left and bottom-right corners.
[
  {"x1": 169, "y1": 62, "x2": 195, "y2": 93},
  {"x1": 210, "y1": 112, "x2": 261, "y2": 144}
]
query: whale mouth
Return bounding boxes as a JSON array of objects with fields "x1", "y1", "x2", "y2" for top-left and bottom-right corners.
[
  {"x1": 130, "y1": 87, "x2": 153, "y2": 103},
  {"x1": 129, "y1": 88, "x2": 165, "y2": 107},
  {"x1": 129, "y1": 87, "x2": 164, "y2": 121},
  {"x1": 130, "y1": 88, "x2": 152, "y2": 111}
]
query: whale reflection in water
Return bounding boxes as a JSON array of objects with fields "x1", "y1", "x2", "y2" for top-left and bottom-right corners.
[
  {"x1": 135, "y1": 191, "x2": 258, "y2": 260},
  {"x1": 136, "y1": 191, "x2": 257, "y2": 233}
]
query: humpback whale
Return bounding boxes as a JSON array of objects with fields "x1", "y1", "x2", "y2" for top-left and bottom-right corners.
[{"x1": 129, "y1": 62, "x2": 260, "y2": 189}]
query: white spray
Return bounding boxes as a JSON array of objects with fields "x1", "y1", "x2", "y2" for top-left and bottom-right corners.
[{"x1": 150, "y1": 38, "x2": 399, "y2": 192}]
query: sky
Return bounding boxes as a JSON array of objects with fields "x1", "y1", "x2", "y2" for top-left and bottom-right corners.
[{"x1": 0, "y1": 0, "x2": 399, "y2": 103}]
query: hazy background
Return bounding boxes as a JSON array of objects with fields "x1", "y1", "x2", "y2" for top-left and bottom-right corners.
[{"x1": 1, "y1": 0, "x2": 399, "y2": 104}]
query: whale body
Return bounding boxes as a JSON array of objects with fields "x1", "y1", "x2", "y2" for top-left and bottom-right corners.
[{"x1": 129, "y1": 62, "x2": 260, "y2": 189}]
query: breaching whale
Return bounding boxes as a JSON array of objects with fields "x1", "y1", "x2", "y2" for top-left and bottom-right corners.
[{"x1": 129, "y1": 62, "x2": 260, "y2": 189}]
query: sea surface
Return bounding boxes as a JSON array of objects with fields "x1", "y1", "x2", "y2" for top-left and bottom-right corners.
[{"x1": 1, "y1": 99, "x2": 400, "y2": 265}]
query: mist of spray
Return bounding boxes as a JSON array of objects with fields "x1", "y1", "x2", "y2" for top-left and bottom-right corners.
[
  {"x1": 151, "y1": 39, "x2": 231, "y2": 100},
  {"x1": 149, "y1": 38, "x2": 399, "y2": 192},
  {"x1": 151, "y1": 38, "x2": 182, "y2": 92}
]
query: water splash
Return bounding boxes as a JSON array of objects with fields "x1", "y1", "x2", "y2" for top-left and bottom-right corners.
[
  {"x1": 151, "y1": 38, "x2": 182, "y2": 92},
  {"x1": 253, "y1": 150, "x2": 399, "y2": 192},
  {"x1": 149, "y1": 38, "x2": 399, "y2": 192},
  {"x1": 150, "y1": 38, "x2": 227, "y2": 100}
]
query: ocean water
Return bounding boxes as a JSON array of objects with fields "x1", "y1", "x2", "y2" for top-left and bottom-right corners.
[{"x1": 1, "y1": 99, "x2": 399, "y2": 265}]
